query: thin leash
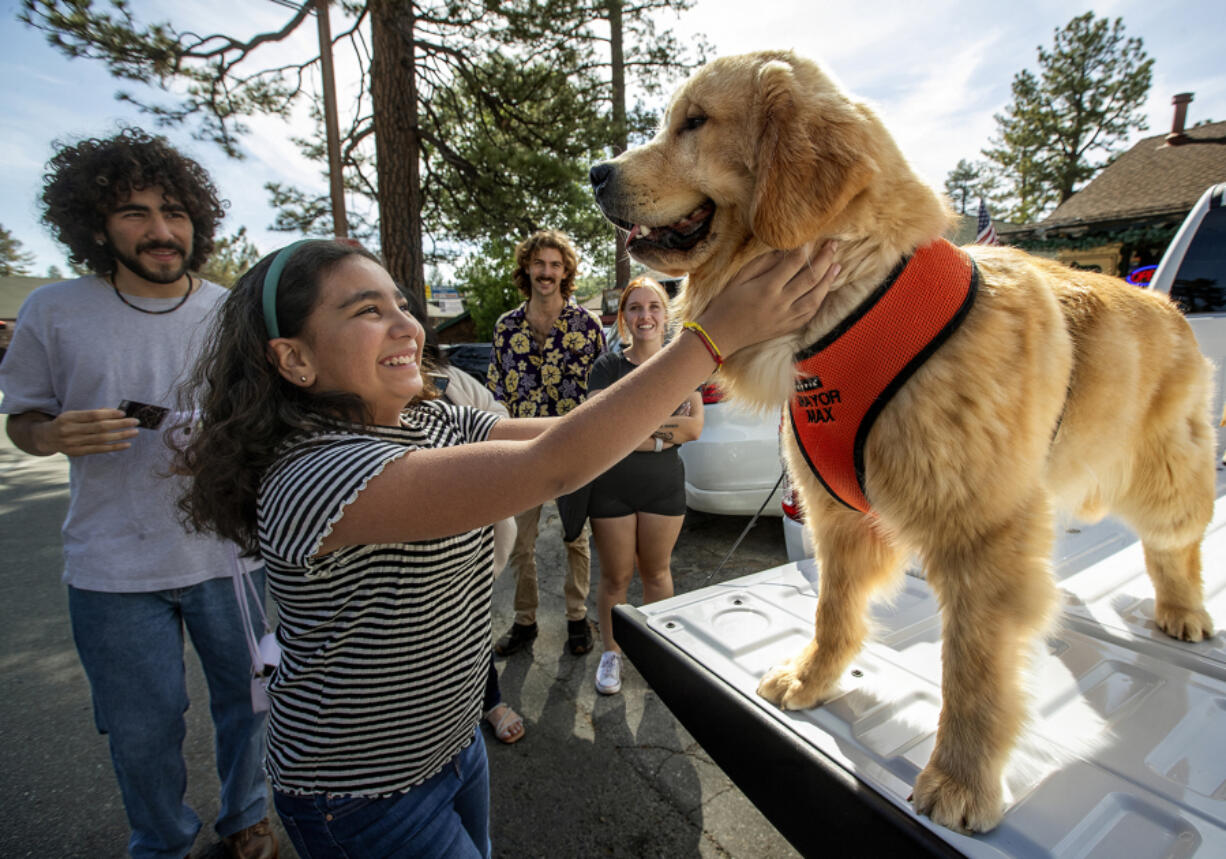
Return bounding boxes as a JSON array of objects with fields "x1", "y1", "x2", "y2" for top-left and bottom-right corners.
[{"x1": 701, "y1": 471, "x2": 786, "y2": 586}]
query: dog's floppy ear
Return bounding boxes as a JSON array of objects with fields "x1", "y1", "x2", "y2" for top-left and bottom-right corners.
[{"x1": 750, "y1": 59, "x2": 876, "y2": 249}]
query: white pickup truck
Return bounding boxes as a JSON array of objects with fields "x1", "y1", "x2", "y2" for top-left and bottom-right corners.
[{"x1": 613, "y1": 184, "x2": 1226, "y2": 857}]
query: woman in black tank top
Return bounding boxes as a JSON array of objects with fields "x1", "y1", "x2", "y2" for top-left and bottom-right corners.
[{"x1": 588, "y1": 278, "x2": 705, "y2": 696}]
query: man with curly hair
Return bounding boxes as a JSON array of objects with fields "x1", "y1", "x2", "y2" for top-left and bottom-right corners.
[
  {"x1": 487, "y1": 229, "x2": 606, "y2": 657},
  {"x1": 0, "y1": 129, "x2": 277, "y2": 859}
]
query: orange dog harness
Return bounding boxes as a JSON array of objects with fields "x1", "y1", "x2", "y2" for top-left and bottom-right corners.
[{"x1": 789, "y1": 238, "x2": 979, "y2": 513}]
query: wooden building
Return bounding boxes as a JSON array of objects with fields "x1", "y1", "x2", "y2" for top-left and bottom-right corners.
[{"x1": 1004, "y1": 94, "x2": 1226, "y2": 278}]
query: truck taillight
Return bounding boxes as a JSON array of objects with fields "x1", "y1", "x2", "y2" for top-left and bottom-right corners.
[{"x1": 780, "y1": 477, "x2": 803, "y2": 522}]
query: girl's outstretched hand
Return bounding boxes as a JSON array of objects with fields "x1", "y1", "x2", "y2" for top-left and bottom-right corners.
[{"x1": 696, "y1": 240, "x2": 839, "y2": 356}]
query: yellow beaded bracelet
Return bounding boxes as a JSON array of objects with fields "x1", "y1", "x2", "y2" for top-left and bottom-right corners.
[{"x1": 682, "y1": 321, "x2": 724, "y2": 368}]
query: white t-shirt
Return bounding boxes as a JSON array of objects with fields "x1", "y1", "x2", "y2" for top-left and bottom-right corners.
[{"x1": 0, "y1": 275, "x2": 256, "y2": 591}]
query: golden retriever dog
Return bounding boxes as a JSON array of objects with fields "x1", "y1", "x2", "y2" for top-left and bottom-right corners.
[{"x1": 590, "y1": 50, "x2": 1218, "y2": 833}]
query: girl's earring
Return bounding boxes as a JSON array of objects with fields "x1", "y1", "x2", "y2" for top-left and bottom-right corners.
[{"x1": 300, "y1": 376, "x2": 308, "y2": 383}]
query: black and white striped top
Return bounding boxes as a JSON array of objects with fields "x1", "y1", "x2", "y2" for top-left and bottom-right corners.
[{"x1": 256, "y1": 401, "x2": 501, "y2": 796}]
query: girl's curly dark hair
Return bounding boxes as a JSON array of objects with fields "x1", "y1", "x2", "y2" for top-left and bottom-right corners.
[
  {"x1": 41, "y1": 127, "x2": 225, "y2": 275},
  {"x1": 512, "y1": 229, "x2": 579, "y2": 300},
  {"x1": 174, "y1": 239, "x2": 391, "y2": 555}
]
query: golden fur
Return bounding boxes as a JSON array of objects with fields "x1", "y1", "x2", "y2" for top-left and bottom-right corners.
[{"x1": 592, "y1": 50, "x2": 1218, "y2": 833}]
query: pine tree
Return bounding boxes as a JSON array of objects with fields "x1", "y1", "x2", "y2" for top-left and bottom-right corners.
[
  {"x1": 0, "y1": 224, "x2": 36, "y2": 276},
  {"x1": 20, "y1": 0, "x2": 704, "y2": 315},
  {"x1": 983, "y1": 70, "x2": 1057, "y2": 224},
  {"x1": 568, "y1": 0, "x2": 709, "y2": 288},
  {"x1": 983, "y1": 12, "x2": 1152, "y2": 221},
  {"x1": 1037, "y1": 13, "x2": 1152, "y2": 203},
  {"x1": 197, "y1": 226, "x2": 262, "y2": 287},
  {"x1": 943, "y1": 159, "x2": 997, "y2": 216}
]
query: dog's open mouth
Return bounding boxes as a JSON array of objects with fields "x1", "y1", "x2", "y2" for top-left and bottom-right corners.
[{"x1": 615, "y1": 201, "x2": 715, "y2": 253}]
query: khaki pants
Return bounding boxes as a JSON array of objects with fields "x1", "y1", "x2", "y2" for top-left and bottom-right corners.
[{"x1": 509, "y1": 504, "x2": 591, "y2": 625}]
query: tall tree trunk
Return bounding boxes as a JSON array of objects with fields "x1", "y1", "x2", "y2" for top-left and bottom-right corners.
[
  {"x1": 316, "y1": 0, "x2": 349, "y2": 237},
  {"x1": 608, "y1": 0, "x2": 630, "y2": 291},
  {"x1": 370, "y1": 0, "x2": 425, "y2": 305}
]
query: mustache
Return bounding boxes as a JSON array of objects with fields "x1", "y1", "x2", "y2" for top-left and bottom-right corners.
[{"x1": 136, "y1": 240, "x2": 188, "y2": 255}]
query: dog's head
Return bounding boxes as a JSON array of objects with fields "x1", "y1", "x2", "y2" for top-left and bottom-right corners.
[
  {"x1": 591, "y1": 50, "x2": 950, "y2": 408},
  {"x1": 591, "y1": 51, "x2": 884, "y2": 280}
]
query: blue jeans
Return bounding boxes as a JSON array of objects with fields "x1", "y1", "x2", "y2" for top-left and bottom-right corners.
[
  {"x1": 69, "y1": 573, "x2": 270, "y2": 859},
  {"x1": 274, "y1": 728, "x2": 491, "y2": 859}
]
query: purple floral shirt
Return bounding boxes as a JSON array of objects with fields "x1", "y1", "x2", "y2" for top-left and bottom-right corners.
[{"x1": 486, "y1": 300, "x2": 606, "y2": 417}]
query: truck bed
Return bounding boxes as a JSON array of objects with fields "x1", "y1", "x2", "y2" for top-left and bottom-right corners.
[{"x1": 613, "y1": 480, "x2": 1226, "y2": 857}]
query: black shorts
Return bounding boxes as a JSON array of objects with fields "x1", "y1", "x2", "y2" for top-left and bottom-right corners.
[{"x1": 588, "y1": 448, "x2": 687, "y2": 518}]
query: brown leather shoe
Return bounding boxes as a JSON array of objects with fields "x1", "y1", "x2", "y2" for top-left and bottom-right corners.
[{"x1": 223, "y1": 817, "x2": 279, "y2": 859}]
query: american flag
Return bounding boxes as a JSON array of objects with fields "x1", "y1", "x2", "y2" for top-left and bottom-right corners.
[{"x1": 975, "y1": 198, "x2": 1000, "y2": 245}]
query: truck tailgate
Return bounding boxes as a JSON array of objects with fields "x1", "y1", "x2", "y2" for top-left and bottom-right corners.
[{"x1": 614, "y1": 492, "x2": 1226, "y2": 857}]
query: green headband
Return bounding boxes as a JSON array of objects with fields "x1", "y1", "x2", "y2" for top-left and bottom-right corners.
[{"x1": 262, "y1": 240, "x2": 312, "y2": 339}]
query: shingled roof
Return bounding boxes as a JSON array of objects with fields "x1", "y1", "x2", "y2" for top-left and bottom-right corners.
[{"x1": 1039, "y1": 120, "x2": 1226, "y2": 231}]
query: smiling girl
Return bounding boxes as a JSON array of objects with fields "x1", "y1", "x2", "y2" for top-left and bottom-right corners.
[
  {"x1": 587, "y1": 277, "x2": 703, "y2": 695},
  {"x1": 175, "y1": 238, "x2": 837, "y2": 859}
]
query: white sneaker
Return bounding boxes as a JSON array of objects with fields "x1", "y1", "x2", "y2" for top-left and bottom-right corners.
[{"x1": 595, "y1": 650, "x2": 622, "y2": 695}]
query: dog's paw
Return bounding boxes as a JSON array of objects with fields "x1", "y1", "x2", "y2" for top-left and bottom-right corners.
[
  {"x1": 1154, "y1": 604, "x2": 1214, "y2": 642},
  {"x1": 756, "y1": 663, "x2": 830, "y2": 711},
  {"x1": 912, "y1": 762, "x2": 1003, "y2": 834}
]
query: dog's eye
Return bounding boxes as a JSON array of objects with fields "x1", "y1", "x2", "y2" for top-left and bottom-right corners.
[{"x1": 681, "y1": 115, "x2": 707, "y2": 133}]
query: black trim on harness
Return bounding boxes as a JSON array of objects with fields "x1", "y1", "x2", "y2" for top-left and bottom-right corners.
[
  {"x1": 795, "y1": 254, "x2": 911, "y2": 362},
  {"x1": 851, "y1": 258, "x2": 980, "y2": 501},
  {"x1": 789, "y1": 409, "x2": 858, "y2": 511}
]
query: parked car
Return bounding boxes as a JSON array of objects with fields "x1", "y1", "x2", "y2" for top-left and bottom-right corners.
[
  {"x1": 1151, "y1": 181, "x2": 1226, "y2": 367},
  {"x1": 440, "y1": 342, "x2": 493, "y2": 383},
  {"x1": 680, "y1": 385, "x2": 785, "y2": 517}
]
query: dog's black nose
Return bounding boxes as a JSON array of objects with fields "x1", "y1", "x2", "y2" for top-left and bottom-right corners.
[{"x1": 590, "y1": 162, "x2": 613, "y2": 190}]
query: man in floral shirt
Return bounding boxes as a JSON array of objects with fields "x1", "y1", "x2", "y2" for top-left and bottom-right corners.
[{"x1": 487, "y1": 229, "x2": 606, "y2": 656}]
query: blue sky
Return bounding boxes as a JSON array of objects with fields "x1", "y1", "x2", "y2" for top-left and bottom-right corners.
[{"x1": 2, "y1": 0, "x2": 1222, "y2": 273}]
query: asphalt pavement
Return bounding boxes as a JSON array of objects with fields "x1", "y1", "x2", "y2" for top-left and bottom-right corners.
[{"x1": 0, "y1": 429, "x2": 799, "y2": 858}]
